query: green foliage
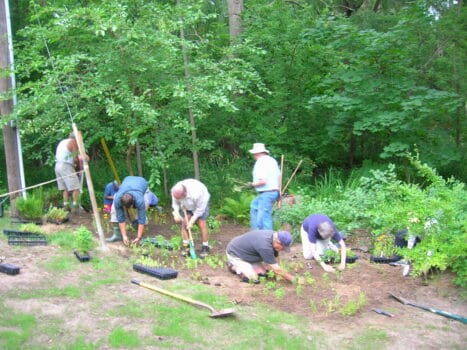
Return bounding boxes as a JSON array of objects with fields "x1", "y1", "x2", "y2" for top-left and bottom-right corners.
[
  {"x1": 15, "y1": 193, "x2": 44, "y2": 220},
  {"x1": 339, "y1": 292, "x2": 366, "y2": 317},
  {"x1": 19, "y1": 223, "x2": 44, "y2": 235},
  {"x1": 372, "y1": 234, "x2": 397, "y2": 258},
  {"x1": 219, "y1": 192, "x2": 254, "y2": 225},
  {"x1": 74, "y1": 226, "x2": 95, "y2": 253},
  {"x1": 46, "y1": 206, "x2": 69, "y2": 222}
]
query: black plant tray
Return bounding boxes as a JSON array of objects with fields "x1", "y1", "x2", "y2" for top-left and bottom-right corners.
[
  {"x1": 322, "y1": 256, "x2": 359, "y2": 264},
  {"x1": 0, "y1": 263, "x2": 20, "y2": 275},
  {"x1": 141, "y1": 238, "x2": 173, "y2": 250},
  {"x1": 74, "y1": 251, "x2": 91, "y2": 262},
  {"x1": 7, "y1": 232, "x2": 48, "y2": 246},
  {"x1": 370, "y1": 255, "x2": 402, "y2": 264},
  {"x1": 3, "y1": 229, "x2": 35, "y2": 236},
  {"x1": 133, "y1": 263, "x2": 178, "y2": 280}
]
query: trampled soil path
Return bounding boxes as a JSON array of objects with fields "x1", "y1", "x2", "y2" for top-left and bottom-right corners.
[{"x1": 1, "y1": 209, "x2": 466, "y2": 349}]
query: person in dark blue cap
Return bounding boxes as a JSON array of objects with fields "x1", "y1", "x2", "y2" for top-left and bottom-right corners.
[{"x1": 226, "y1": 230, "x2": 303, "y2": 284}]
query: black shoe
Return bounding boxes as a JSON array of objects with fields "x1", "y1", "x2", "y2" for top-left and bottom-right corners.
[
  {"x1": 199, "y1": 245, "x2": 210, "y2": 258},
  {"x1": 227, "y1": 262, "x2": 236, "y2": 275}
]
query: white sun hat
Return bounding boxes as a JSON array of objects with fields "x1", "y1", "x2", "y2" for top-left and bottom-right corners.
[{"x1": 248, "y1": 143, "x2": 270, "y2": 154}]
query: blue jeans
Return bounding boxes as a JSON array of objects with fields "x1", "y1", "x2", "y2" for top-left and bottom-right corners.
[{"x1": 250, "y1": 191, "x2": 279, "y2": 230}]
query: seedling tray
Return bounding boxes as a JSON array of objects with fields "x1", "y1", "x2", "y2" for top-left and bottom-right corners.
[
  {"x1": 322, "y1": 256, "x2": 359, "y2": 264},
  {"x1": 74, "y1": 251, "x2": 91, "y2": 262},
  {"x1": 0, "y1": 263, "x2": 20, "y2": 275},
  {"x1": 141, "y1": 238, "x2": 173, "y2": 250},
  {"x1": 370, "y1": 255, "x2": 402, "y2": 264},
  {"x1": 133, "y1": 263, "x2": 178, "y2": 280},
  {"x1": 7, "y1": 232, "x2": 48, "y2": 246}
]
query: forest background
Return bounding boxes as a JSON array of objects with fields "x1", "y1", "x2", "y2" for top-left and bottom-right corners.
[{"x1": 1, "y1": 0, "x2": 465, "y2": 208}]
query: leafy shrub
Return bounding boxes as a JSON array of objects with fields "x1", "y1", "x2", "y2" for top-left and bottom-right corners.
[{"x1": 15, "y1": 193, "x2": 44, "y2": 220}]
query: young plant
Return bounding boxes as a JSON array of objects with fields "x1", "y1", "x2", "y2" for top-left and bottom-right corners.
[
  {"x1": 74, "y1": 226, "x2": 95, "y2": 253},
  {"x1": 15, "y1": 193, "x2": 44, "y2": 220},
  {"x1": 19, "y1": 223, "x2": 44, "y2": 235},
  {"x1": 46, "y1": 206, "x2": 69, "y2": 222},
  {"x1": 371, "y1": 233, "x2": 397, "y2": 257}
]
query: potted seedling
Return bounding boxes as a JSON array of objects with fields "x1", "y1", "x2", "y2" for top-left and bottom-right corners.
[
  {"x1": 46, "y1": 206, "x2": 69, "y2": 224},
  {"x1": 370, "y1": 233, "x2": 401, "y2": 263},
  {"x1": 322, "y1": 248, "x2": 358, "y2": 264},
  {"x1": 73, "y1": 226, "x2": 95, "y2": 262},
  {"x1": 15, "y1": 193, "x2": 44, "y2": 223}
]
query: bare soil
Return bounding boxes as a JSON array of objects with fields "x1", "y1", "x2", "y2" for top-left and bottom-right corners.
[{"x1": 1, "y1": 209, "x2": 466, "y2": 349}]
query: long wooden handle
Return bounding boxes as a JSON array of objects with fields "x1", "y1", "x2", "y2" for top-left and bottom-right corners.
[
  {"x1": 131, "y1": 279, "x2": 213, "y2": 312},
  {"x1": 282, "y1": 159, "x2": 303, "y2": 194}
]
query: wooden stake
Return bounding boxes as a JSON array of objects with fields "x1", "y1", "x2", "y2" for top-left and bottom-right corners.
[{"x1": 73, "y1": 123, "x2": 107, "y2": 251}]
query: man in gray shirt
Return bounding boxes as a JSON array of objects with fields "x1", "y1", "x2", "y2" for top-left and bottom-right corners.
[{"x1": 226, "y1": 230, "x2": 303, "y2": 284}]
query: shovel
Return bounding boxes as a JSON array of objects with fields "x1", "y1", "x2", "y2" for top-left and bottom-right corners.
[
  {"x1": 390, "y1": 292, "x2": 467, "y2": 324},
  {"x1": 131, "y1": 279, "x2": 235, "y2": 318},
  {"x1": 183, "y1": 208, "x2": 197, "y2": 260}
]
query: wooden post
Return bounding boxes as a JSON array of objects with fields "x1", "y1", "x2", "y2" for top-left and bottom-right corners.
[
  {"x1": 73, "y1": 123, "x2": 107, "y2": 251},
  {"x1": 277, "y1": 154, "x2": 284, "y2": 209}
]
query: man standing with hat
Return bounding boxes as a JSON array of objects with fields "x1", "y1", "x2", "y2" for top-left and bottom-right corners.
[
  {"x1": 300, "y1": 213, "x2": 347, "y2": 273},
  {"x1": 248, "y1": 142, "x2": 281, "y2": 230},
  {"x1": 226, "y1": 229, "x2": 302, "y2": 284}
]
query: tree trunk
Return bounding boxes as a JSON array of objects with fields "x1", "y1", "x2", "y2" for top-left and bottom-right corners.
[
  {"x1": 228, "y1": 0, "x2": 244, "y2": 43},
  {"x1": 178, "y1": 0, "x2": 200, "y2": 180},
  {"x1": 0, "y1": 0, "x2": 22, "y2": 218}
]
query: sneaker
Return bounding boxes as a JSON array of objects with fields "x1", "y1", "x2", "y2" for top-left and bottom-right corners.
[
  {"x1": 180, "y1": 244, "x2": 190, "y2": 257},
  {"x1": 199, "y1": 245, "x2": 210, "y2": 258},
  {"x1": 390, "y1": 259, "x2": 409, "y2": 266},
  {"x1": 241, "y1": 276, "x2": 260, "y2": 284}
]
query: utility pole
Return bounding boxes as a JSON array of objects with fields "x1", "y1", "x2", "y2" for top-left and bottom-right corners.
[{"x1": 1, "y1": 0, "x2": 26, "y2": 218}]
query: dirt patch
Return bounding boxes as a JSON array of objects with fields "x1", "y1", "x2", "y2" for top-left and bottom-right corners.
[{"x1": 1, "y1": 210, "x2": 466, "y2": 348}]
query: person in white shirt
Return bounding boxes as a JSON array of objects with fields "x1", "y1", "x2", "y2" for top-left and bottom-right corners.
[
  {"x1": 171, "y1": 179, "x2": 211, "y2": 258},
  {"x1": 248, "y1": 143, "x2": 281, "y2": 230}
]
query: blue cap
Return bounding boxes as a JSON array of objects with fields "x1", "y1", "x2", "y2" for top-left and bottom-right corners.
[{"x1": 277, "y1": 231, "x2": 293, "y2": 252}]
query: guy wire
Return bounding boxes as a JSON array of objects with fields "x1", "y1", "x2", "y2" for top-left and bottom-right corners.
[{"x1": 32, "y1": 2, "x2": 74, "y2": 124}]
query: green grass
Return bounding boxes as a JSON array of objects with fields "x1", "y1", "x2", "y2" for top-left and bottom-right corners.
[
  {"x1": 0, "y1": 302, "x2": 36, "y2": 350},
  {"x1": 108, "y1": 327, "x2": 141, "y2": 348},
  {"x1": 344, "y1": 327, "x2": 389, "y2": 350}
]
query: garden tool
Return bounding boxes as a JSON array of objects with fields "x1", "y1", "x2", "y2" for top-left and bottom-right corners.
[
  {"x1": 371, "y1": 308, "x2": 394, "y2": 317},
  {"x1": 389, "y1": 293, "x2": 467, "y2": 324},
  {"x1": 106, "y1": 226, "x2": 122, "y2": 242},
  {"x1": 131, "y1": 279, "x2": 235, "y2": 318},
  {"x1": 182, "y1": 208, "x2": 197, "y2": 260}
]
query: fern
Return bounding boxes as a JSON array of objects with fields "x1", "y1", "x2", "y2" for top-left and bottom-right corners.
[{"x1": 220, "y1": 192, "x2": 255, "y2": 225}]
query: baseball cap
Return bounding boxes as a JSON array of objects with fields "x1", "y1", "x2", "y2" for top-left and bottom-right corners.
[{"x1": 277, "y1": 231, "x2": 293, "y2": 252}]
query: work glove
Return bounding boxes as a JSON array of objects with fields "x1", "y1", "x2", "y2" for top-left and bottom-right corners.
[{"x1": 172, "y1": 210, "x2": 182, "y2": 223}]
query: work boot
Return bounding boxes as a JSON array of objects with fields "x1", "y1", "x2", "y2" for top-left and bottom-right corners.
[
  {"x1": 199, "y1": 245, "x2": 210, "y2": 259},
  {"x1": 106, "y1": 226, "x2": 122, "y2": 242},
  {"x1": 180, "y1": 243, "x2": 190, "y2": 257}
]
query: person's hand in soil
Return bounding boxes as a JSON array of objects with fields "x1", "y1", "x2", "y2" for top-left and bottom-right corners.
[
  {"x1": 131, "y1": 237, "x2": 142, "y2": 245},
  {"x1": 322, "y1": 263, "x2": 335, "y2": 273},
  {"x1": 122, "y1": 235, "x2": 130, "y2": 246}
]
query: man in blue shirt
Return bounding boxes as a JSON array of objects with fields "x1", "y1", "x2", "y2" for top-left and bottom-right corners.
[{"x1": 107, "y1": 176, "x2": 149, "y2": 245}]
